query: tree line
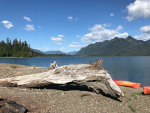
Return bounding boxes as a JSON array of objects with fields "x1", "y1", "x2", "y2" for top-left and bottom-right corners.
[{"x1": 0, "y1": 38, "x2": 40, "y2": 57}]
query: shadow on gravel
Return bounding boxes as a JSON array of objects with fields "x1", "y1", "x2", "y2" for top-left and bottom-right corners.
[
  {"x1": 31, "y1": 83, "x2": 93, "y2": 92},
  {"x1": 0, "y1": 98, "x2": 28, "y2": 113},
  {"x1": 31, "y1": 83, "x2": 122, "y2": 102}
]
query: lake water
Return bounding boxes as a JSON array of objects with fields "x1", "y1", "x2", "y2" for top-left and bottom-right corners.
[{"x1": 0, "y1": 56, "x2": 150, "y2": 86}]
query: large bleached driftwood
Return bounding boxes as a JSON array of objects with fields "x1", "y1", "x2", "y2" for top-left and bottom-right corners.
[{"x1": 0, "y1": 61, "x2": 124, "y2": 98}]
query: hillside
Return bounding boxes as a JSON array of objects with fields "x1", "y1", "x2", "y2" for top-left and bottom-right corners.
[{"x1": 76, "y1": 36, "x2": 150, "y2": 56}]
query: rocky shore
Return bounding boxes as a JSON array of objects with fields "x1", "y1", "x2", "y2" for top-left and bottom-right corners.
[{"x1": 0, "y1": 63, "x2": 149, "y2": 113}]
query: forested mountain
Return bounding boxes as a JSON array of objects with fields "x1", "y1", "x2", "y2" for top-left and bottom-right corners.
[
  {"x1": 32, "y1": 49, "x2": 44, "y2": 54},
  {"x1": 66, "y1": 51, "x2": 77, "y2": 55},
  {"x1": 44, "y1": 51, "x2": 65, "y2": 54},
  {"x1": 32, "y1": 49, "x2": 77, "y2": 55},
  {"x1": 76, "y1": 36, "x2": 150, "y2": 56},
  {"x1": 0, "y1": 38, "x2": 41, "y2": 57}
]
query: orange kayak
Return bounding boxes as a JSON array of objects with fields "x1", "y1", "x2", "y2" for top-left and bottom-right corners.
[
  {"x1": 113, "y1": 80, "x2": 141, "y2": 89},
  {"x1": 143, "y1": 86, "x2": 150, "y2": 95}
]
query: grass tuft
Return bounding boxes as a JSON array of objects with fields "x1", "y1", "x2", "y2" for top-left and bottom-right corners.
[
  {"x1": 10, "y1": 64, "x2": 19, "y2": 69},
  {"x1": 128, "y1": 105, "x2": 136, "y2": 112}
]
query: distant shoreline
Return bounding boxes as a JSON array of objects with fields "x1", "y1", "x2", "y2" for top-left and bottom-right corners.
[
  {"x1": 0, "y1": 55, "x2": 150, "y2": 58},
  {"x1": 0, "y1": 57, "x2": 26, "y2": 58}
]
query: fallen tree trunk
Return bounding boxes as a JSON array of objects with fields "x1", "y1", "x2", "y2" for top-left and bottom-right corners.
[{"x1": 0, "y1": 61, "x2": 124, "y2": 98}]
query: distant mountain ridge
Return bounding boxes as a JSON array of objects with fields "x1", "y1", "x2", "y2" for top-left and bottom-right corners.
[
  {"x1": 32, "y1": 49, "x2": 44, "y2": 54},
  {"x1": 44, "y1": 51, "x2": 65, "y2": 55},
  {"x1": 66, "y1": 51, "x2": 77, "y2": 55},
  {"x1": 76, "y1": 36, "x2": 150, "y2": 56},
  {"x1": 32, "y1": 49, "x2": 77, "y2": 55}
]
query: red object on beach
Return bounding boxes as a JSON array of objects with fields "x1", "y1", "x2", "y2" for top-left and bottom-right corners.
[
  {"x1": 143, "y1": 86, "x2": 150, "y2": 95},
  {"x1": 113, "y1": 80, "x2": 141, "y2": 89}
]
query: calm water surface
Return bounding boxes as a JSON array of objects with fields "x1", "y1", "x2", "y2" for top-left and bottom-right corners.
[{"x1": 0, "y1": 56, "x2": 150, "y2": 86}]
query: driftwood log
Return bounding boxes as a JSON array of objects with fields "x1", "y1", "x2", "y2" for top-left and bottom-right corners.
[{"x1": 0, "y1": 61, "x2": 124, "y2": 98}]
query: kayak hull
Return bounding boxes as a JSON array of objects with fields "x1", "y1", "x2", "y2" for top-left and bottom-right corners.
[
  {"x1": 143, "y1": 86, "x2": 150, "y2": 95},
  {"x1": 113, "y1": 80, "x2": 141, "y2": 89}
]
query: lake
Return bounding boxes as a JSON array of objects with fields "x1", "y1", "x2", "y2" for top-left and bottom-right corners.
[{"x1": 0, "y1": 56, "x2": 150, "y2": 86}]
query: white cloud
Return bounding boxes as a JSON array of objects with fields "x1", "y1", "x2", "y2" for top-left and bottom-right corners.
[
  {"x1": 58, "y1": 35, "x2": 64, "y2": 38},
  {"x1": 134, "y1": 25, "x2": 150, "y2": 41},
  {"x1": 126, "y1": 0, "x2": 150, "y2": 21},
  {"x1": 110, "y1": 13, "x2": 114, "y2": 16},
  {"x1": 134, "y1": 33, "x2": 150, "y2": 40},
  {"x1": 81, "y1": 24, "x2": 128, "y2": 43},
  {"x1": 51, "y1": 35, "x2": 63, "y2": 45},
  {"x1": 140, "y1": 25, "x2": 150, "y2": 33},
  {"x1": 103, "y1": 23, "x2": 111, "y2": 27},
  {"x1": 1, "y1": 20, "x2": 13, "y2": 29},
  {"x1": 25, "y1": 24, "x2": 35, "y2": 31},
  {"x1": 115, "y1": 32, "x2": 129, "y2": 38},
  {"x1": 56, "y1": 42, "x2": 62, "y2": 45},
  {"x1": 23, "y1": 16, "x2": 31, "y2": 22},
  {"x1": 69, "y1": 42, "x2": 83, "y2": 48},
  {"x1": 51, "y1": 37, "x2": 62, "y2": 42},
  {"x1": 68, "y1": 16, "x2": 73, "y2": 21},
  {"x1": 67, "y1": 16, "x2": 78, "y2": 21},
  {"x1": 116, "y1": 25, "x2": 123, "y2": 31}
]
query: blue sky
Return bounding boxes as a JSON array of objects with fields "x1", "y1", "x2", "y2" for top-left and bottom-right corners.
[{"x1": 1, "y1": 0, "x2": 150, "y2": 52}]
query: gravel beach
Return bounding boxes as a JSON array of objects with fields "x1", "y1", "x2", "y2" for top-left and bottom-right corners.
[{"x1": 0, "y1": 63, "x2": 149, "y2": 113}]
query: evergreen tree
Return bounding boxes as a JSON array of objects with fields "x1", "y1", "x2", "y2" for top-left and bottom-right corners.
[{"x1": 0, "y1": 38, "x2": 41, "y2": 57}]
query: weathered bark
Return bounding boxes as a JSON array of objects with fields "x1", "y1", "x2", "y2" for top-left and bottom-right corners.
[
  {"x1": 0, "y1": 62, "x2": 124, "y2": 98},
  {"x1": 49, "y1": 61, "x2": 58, "y2": 70}
]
